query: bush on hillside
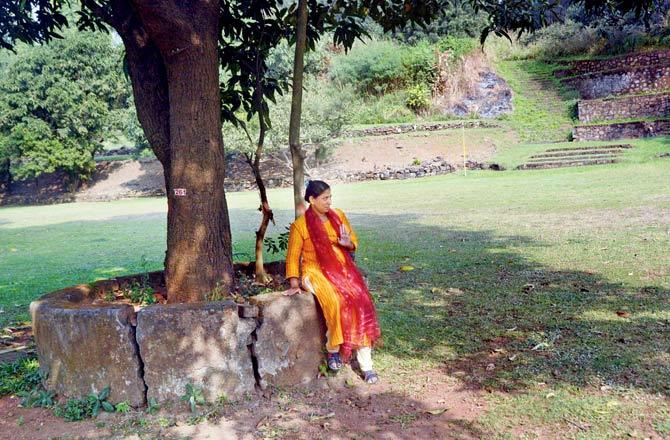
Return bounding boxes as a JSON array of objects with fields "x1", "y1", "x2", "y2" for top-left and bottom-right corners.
[
  {"x1": 405, "y1": 84, "x2": 430, "y2": 113},
  {"x1": 329, "y1": 40, "x2": 406, "y2": 94},
  {"x1": 401, "y1": 41, "x2": 438, "y2": 86},
  {"x1": 391, "y1": 0, "x2": 487, "y2": 43},
  {"x1": 512, "y1": 2, "x2": 670, "y2": 60},
  {"x1": 436, "y1": 36, "x2": 479, "y2": 63},
  {"x1": 347, "y1": 91, "x2": 415, "y2": 125}
]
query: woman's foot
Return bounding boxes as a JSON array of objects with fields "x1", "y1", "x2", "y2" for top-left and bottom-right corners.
[
  {"x1": 363, "y1": 370, "x2": 379, "y2": 384},
  {"x1": 327, "y1": 352, "x2": 343, "y2": 371}
]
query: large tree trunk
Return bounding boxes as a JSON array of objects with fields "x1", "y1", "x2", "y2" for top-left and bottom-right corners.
[
  {"x1": 288, "y1": 0, "x2": 308, "y2": 219},
  {"x1": 110, "y1": 0, "x2": 234, "y2": 302}
]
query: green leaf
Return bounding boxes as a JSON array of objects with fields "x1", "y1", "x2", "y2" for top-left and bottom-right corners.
[
  {"x1": 101, "y1": 402, "x2": 114, "y2": 412},
  {"x1": 98, "y1": 386, "x2": 110, "y2": 401}
]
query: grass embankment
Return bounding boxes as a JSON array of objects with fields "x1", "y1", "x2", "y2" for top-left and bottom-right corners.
[
  {"x1": 1, "y1": 137, "x2": 669, "y2": 437},
  {"x1": 494, "y1": 59, "x2": 578, "y2": 143}
]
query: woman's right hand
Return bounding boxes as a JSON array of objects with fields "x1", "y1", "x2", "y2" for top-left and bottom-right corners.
[
  {"x1": 283, "y1": 277, "x2": 303, "y2": 296},
  {"x1": 282, "y1": 286, "x2": 303, "y2": 296}
]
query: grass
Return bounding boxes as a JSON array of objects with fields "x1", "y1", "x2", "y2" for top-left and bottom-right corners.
[
  {"x1": 491, "y1": 137, "x2": 669, "y2": 170},
  {"x1": 494, "y1": 59, "x2": 578, "y2": 143},
  {"x1": 1, "y1": 137, "x2": 670, "y2": 437}
]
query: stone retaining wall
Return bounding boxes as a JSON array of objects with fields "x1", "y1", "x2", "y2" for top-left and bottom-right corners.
[
  {"x1": 31, "y1": 270, "x2": 325, "y2": 407},
  {"x1": 344, "y1": 120, "x2": 500, "y2": 138},
  {"x1": 573, "y1": 119, "x2": 670, "y2": 141},
  {"x1": 562, "y1": 65, "x2": 670, "y2": 100},
  {"x1": 578, "y1": 93, "x2": 670, "y2": 123},
  {"x1": 555, "y1": 50, "x2": 670, "y2": 78}
]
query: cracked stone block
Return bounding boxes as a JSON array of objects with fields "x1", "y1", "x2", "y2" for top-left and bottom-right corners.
[
  {"x1": 136, "y1": 301, "x2": 256, "y2": 403},
  {"x1": 250, "y1": 292, "x2": 326, "y2": 389},
  {"x1": 30, "y1": 293, "x2": 145, "y2": 407}
]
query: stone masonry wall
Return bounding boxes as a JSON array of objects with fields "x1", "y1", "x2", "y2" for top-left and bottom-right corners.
[
  {"x1": 31, "y1": 270, "x2": 326, "y2": 407},
  {"x1": 555, "y1": 50, "x2": 670, "y2": 78},
  {"x1": 563, "y1": 65, "x2": 670, "y2": 100},
  {"x1": 573, "y1": 119, "x2": 670, "y2": 141},
  {"x1": 578, "y1": 93, "x2": 670, "y2": 123}
]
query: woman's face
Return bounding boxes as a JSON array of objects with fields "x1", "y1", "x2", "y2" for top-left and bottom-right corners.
[{"x1": 309, "y1": 189, "x2": 332, "y2": 215}]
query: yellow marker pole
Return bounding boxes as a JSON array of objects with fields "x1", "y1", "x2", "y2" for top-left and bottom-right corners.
[{"x1": 461, "y1": 121, "x2": 467, "y2": 176}]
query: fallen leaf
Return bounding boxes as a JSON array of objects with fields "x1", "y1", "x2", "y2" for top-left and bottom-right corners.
[
  {"x1": 616, "y1": 311, "x2": 630, "y2": 318},
  {"x1": 522, "y1": 283, "x2": 535, "y2": 293},
  {"x1": 399, "y1": 265, "x2": 415, "y2": 272},
  {"x1": 424, "y1": 408, "x2": 448, "y2": 415},
  {"x1": 309, "y1": 412, "x2": 335, "y2": 422}
]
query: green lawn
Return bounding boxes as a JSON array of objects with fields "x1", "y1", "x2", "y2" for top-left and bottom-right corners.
[{"x1": 1, "y1": 137, "x2": 670, "y2": 437}]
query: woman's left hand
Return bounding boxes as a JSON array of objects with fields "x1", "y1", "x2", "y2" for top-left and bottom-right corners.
[{"x1": 338, "y1": 224, "x2": 353, "y2": 250}]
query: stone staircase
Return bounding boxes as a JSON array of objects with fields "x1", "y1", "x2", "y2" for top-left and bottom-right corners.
[
  {"x1": 516, "y1": 144, "x2": 633, "y2": 170},
  {"x1": 557, "y1": 50, "x2": 670, "y2": 141}
]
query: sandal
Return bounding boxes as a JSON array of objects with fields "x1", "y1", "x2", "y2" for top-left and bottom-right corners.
[
  {"x1": 327, "y1": 352, "x2": 343, "y2": 371},
  {"x1": 363, "y1": 370, "x2": 379, "y2": 384}
]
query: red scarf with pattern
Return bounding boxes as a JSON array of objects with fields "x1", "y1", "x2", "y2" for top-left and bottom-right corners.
[{"x1": 305, "y1": 206, "x2": 381, "y2": 360}]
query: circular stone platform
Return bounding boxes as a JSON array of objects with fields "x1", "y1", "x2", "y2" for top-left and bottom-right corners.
[{"x1": 30, "y1": 266, "x2": 325, "y2": 407}]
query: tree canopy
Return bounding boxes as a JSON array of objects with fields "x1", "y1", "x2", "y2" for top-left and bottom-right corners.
[
  {"x1": 0, "y1": 0, "x2": 658, "y2": 302},
  {"x1": 0, "y1": 30, "x2": 132, "y2": 184}
]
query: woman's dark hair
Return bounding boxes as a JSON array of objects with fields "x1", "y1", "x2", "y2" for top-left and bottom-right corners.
[{"x1": 304, "y1": 180, "x2": 330, "y2": 202}]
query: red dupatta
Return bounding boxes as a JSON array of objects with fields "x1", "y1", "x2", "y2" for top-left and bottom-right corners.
[{"x1": 305, "y1": 206, "x2": 381, "y2": 361}]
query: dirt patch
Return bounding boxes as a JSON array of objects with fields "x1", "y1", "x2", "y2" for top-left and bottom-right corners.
[
  {"x1": 76, "y1": 160, "x2": 165, "y2": 202},
  {"x1": 0, "y1": 396, "x2": 105, "y2": 440},
  {"x1": 318, "y1": 129, "x2": 516, "y2": 177},
  {"x1": 2, "y1": 128, "x2": 515, "y2": 206},
  {"x1": 0, "y1": 367, "x2": 487, "y2": 439}
]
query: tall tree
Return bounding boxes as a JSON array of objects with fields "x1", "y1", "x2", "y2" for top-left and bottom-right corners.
[
  {"x1": 289, "y1": 0, "x2": 309, "y2": 219},
  {"x1": 0, "y1": 0, "x2": 652, "y2": 302}
]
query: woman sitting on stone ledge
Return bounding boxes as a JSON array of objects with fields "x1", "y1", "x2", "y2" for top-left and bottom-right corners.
[{"x1": 283, "y1": 180, "x2": 382, "y2": 384}]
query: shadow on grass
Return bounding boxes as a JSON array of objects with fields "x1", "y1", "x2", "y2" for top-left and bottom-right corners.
[
  {"x1": 351, "y1": 212, "x2": 670, "y2": 397},
  {"x1": 3, "y1": 208, "x2": 669, "y2": 403}
]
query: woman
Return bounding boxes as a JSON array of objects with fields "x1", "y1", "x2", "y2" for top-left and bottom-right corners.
[{"x1": 284, "y1": 180, "x2": 381, "y2": 384}]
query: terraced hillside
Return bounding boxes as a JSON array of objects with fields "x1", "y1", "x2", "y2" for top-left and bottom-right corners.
[
  {"x1": 560, "y1": 50, "x2": 670, "y2": 141},
  {"x1": 516, "y1": 143, "x2": 632, "y2": 170}
]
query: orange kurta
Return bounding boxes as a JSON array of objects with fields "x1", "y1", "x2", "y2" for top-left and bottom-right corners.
[{"x1": 286, "y1": 208, "x2": 358, "y2": 351}]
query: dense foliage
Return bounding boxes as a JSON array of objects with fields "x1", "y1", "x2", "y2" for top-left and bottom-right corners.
[
  {"x1": 0, "y1": 31, "x2": 134, "y2": 186},
  {"x1": 513, "y1": 1, "x2": 670, "y2": 59},
  {"x1": 223, "y1": 77, "x2": 351, "y2": 161}
]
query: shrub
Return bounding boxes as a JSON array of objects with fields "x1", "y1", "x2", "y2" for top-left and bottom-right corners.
[
  {"x1": 405, "y1": 84, "x2": 430, "y2": 112},
  {"x1": 436, "y1": 36, "x2": 478, "y2": 63},
  {"x1": 0, "y1": 357, "x2": 41, "y2": 396},
  {"x1": 401, "y1": 42, "x2": 438, "y2": 86},
  {"x1": 517, "y1": 20, "x2": 599, "y2": 60},
  {"x1": 348, "y1": 91, "x2": 414, "y2": 125},
  {"x1": 330, "y1": 39, "x2": 441, "y2": 94},
  {"x1": 330, "y1": 40, "x2": 405, "y2": 94}
]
